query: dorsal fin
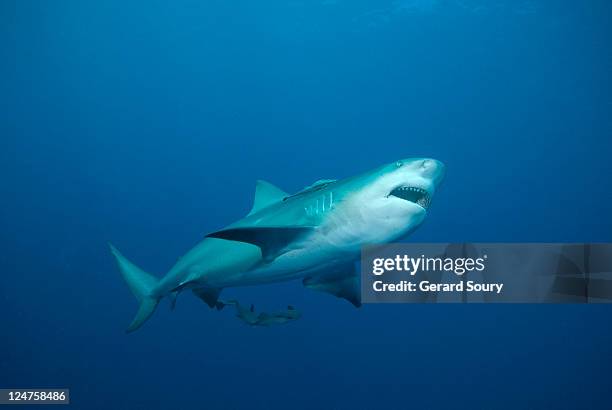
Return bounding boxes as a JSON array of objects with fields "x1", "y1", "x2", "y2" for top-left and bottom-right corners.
[{"x1": 248, "y1": 180, "x2": 288, "y2": 215}]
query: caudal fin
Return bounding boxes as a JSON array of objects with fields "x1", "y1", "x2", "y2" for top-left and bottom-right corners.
[{"x1": 109, "y1": 243, "x2": 160, "y2": 333}]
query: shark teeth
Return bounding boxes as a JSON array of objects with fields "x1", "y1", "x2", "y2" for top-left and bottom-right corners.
[{"x1": 388, "y1": 186, "x2": 431, "y2": 209}]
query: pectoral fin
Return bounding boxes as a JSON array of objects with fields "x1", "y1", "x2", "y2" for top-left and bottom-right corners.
[
  {"x1": 303, "y1": 263, "x2": 361, "y2": 307},
  {"x1": 206, "y1": 226, "x2": 314, "y2": 260}
]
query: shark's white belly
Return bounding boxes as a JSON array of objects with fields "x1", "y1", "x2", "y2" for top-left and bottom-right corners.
[
  {"x1": 210, "y1": 237, "x2": 351, "y2": 287},
  {"x1": 211, "y1": 203, "x2": 405, "y2": 287}
]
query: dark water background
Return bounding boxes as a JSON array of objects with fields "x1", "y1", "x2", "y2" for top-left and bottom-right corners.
[{"x1": 1, "y1": 1, "x2": 611, "y2": 409}]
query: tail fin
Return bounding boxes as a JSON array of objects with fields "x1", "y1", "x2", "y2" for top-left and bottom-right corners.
[{"x1": 109, "y1": 243, "x2": 160, "y2": 333}]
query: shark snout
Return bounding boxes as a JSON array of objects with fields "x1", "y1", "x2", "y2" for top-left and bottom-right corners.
[{"x1": 419, "y1": 159, "x2": 445, "y2": 186}]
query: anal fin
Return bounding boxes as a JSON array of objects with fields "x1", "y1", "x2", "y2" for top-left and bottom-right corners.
[{"x1": 169, "y1": 290, "x2": 178, "y2": 310}]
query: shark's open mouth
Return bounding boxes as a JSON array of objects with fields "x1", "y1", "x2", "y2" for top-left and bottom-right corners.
[{"x1": 389, "y1": 186, "x2": 431, "y2": 209}]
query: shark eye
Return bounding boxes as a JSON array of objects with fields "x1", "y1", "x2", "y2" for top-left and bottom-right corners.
[{"x1": 395, "y1": 161, "x2": 403, "y2": 168}]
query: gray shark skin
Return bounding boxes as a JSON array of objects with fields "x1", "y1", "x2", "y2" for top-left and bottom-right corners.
[{"x1": 110, "y1": 158, "x2": 445, "y2": 332}]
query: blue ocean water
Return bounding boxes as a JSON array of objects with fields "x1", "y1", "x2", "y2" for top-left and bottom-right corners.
[{"x1": 1, "y1": 1, "x2": 611, "y2": 408}]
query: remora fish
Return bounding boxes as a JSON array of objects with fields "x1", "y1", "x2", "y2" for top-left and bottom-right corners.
[
  {"x1": 110, "y1": 158, "x2": 445, "y2": 332},
  {"x1": 216, "y1": 300, "x2": 302, "y2": 326}
]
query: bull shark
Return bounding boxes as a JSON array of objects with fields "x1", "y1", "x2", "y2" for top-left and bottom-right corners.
[{"x1": 110, "y1": 158, "x2": 445, "y2": 332}]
